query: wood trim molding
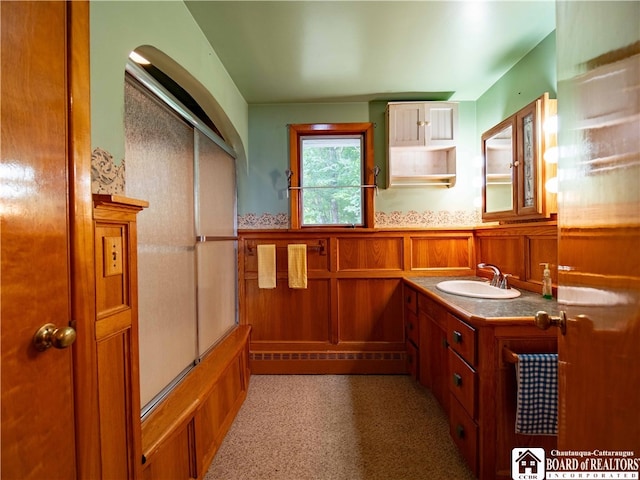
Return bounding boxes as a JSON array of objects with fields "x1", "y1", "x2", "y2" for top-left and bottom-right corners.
[{"x1": 67, "y1": 2, "x2": 102, "y2": 478}]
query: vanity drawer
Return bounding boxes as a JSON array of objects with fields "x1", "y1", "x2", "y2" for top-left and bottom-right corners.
[
  {"x1": 447, "y1": 314, "x2": 476, "y2": 365},
  {"x1": 404, "y1": 287, "x2": 418, "y2": 314},
  {"x1": 449, "y1": 395, "x2": 478, "y2": 476},
  {"x1": 449, "y1": 349, "x2": 476, "y2": 418},
  {"x1": 405, "y1": 310, "x2": 419, "y2": 346}
]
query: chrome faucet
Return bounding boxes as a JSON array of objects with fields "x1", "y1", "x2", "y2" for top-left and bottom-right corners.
[
  {"x1": 499, "y1": 273, "x2": 512, "y2": 290},
  {"x1": 477, "y1": 263, "x2": 503, "y2": 288}
]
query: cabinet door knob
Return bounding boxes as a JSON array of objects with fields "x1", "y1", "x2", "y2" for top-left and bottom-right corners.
[
  {"x1": 456, "y1": 424, "x2": 465, "y2": 439},
  {"x1": 452, "y1": 330, "x2": 463, "y2": 344},
  {"x1": 453, "y1": 373, "x2": 463, "y2": 387}
]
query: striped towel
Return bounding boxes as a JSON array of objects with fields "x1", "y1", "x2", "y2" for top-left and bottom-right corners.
[{"x1": 515, "y1": 353, "x2": 558, "y2": 435}]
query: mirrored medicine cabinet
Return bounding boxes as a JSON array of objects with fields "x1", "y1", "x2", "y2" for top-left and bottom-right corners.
[{"x1": 481, "y1": 93, "x2": 558, "y2": 222}]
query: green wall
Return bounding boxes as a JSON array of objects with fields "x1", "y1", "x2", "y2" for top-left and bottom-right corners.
[
  {"x1": 88, "y1": 2, "x2": 557, "y2": 228},
  {"x1": 476, "y1": 32, "x2": 557, "y2": 139},
  {"x1": 90, "y1": 0, "x2": 248, "y2": 166},
  {"x1": 240, "y1": 32, "x2": 557, "y2": 225}
]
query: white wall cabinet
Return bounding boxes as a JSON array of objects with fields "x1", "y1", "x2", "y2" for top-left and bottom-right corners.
[{"x1": 386, "y1": 101, "x2": 458, "y2": 187}]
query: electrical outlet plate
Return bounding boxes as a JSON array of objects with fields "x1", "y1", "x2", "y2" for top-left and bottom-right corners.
[{"x1": 104, "y1": 236, "x2": 123, "y2": 276}]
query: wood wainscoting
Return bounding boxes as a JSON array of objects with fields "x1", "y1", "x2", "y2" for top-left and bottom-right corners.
[
  {"x1": 141, "y1": 325, "x2": 250, "y2": 480},
  {"x1": 239, "y1": 229, "x2": 476, "y2": 374},
  {"x1": 475, "y1": 221, "x2": 558, "y2": 294},
  {"x1": 240, "y1": 223, "x2": 558, "y2": 374}
]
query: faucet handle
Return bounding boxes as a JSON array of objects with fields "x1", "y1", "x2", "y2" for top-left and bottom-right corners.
[
  {"x1": 477, "y1": 263, "x2": 502, "y2": 287},
  {"x1": 499, "y1": 273, "x2": 512, "y2": 289}
]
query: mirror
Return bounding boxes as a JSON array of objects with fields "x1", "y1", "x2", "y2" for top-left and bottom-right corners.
[{"x1": 483, "y1": 119, "x2": 515, "y2": 215}]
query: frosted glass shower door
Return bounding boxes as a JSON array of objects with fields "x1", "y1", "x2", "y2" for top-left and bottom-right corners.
[
  {"x1": 195, "y1": 130, "x2": 238, "y2": 357},
  {"x1": 125, "y1": 77, "x2": 198, "y2": 408}
]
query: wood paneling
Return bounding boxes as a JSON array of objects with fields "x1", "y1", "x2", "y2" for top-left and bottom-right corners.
[
  {"x1": 241, "y1": 230, "x2": 472, "y2": 373},
  {"x1": 141, "y1": 326, "x2": 250, "y2": 480},
  {"x1": 476, "y1": 222, "x2": 558, "y2": 292},
  {"x1": 97, "y1": 334, "x2": 132, "y2": 480},
  {"x1": 244, "y1": 238, "x2": 329, "y2": 274},
  {"x1": 337, "y1": 237, "x2": 403, "y2": 270},
  {"x1": 411, "y1": 235, "x2": 473, "y2": 270},
  {"x1": 527, "y1": 235, "x2": 558, "y2": 283},
  {"x1": 477, "y1": 236, "x2": 523, "y2": 280},
  {"x1": 142, "y1": 422, "x2": 195, "y2": 480},
  {"x1": 245, "y1": 279, "x2": 330, "y2": 341},
  {"x1": 337, "y1": 278, "x2": 404, "y2": 342},
  {"x1": 93, "y1": 196, "x2": 147, "y2": 480},
  {"x1": 239, "y1": 227, "x2": 556, "y2": 374}
]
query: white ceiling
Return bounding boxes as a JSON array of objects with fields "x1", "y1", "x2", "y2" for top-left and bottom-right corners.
[{"x1": 185, "y1": 1, "x2": 556, "y2": 104}]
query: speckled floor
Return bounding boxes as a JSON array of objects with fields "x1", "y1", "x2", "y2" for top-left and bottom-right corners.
[{"x1": 205, "y1": 375, "x2": 475, "y2": 480}]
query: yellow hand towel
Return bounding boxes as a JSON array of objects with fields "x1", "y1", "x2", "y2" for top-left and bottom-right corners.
[
  {"x1": 287, "y1": 244, "x2": 307, "y2": 289},
  {"x1": 257, "y1": 244, "x2": 276, "y2": 289}
]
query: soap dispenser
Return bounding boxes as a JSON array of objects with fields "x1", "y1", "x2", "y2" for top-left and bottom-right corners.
[{"x1": 540, "y1": 263, "x2": 553, "y2": 299}]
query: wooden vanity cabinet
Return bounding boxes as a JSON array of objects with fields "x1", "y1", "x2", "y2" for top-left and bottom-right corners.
[
  {"x1": 404, "y1": 283, "x2": 558, "y2": 479},
  {"x1": 417, "y1": 294, "x2": 449, "y2": 415},
  {"x1": 447, "y1": 314, "x2": 479, "y2": 475},
  {"x1": 404, "y1": 286, "x2": 419, "y2": 380}
]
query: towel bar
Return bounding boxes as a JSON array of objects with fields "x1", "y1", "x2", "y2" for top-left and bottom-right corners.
[
  {"x1": 246, "y1": 240, "x2": 326, "y2": 256},
  {"x1": 502, "y1": 346, "x2": 520, "y2": 364}
]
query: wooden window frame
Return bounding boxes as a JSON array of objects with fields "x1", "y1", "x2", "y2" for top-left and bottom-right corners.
[{"x1": 288, "y1": 122, "x2": 375, "y2": 229}]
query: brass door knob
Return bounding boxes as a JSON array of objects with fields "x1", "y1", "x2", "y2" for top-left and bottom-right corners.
[
  {"x1": 33, "y1": 323, "x2": 77, "y2": 351},
  {"x1": 535, "y1": 311, "x2": 567, "y2": 335}
]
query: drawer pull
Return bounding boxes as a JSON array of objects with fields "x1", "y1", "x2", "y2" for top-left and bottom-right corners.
[
  {"x1": 455, "y1": 424, "x2": 465, "y2": 439},
  {"x1": 441, "y1": 337, "x2": 449, "y2": 348},
  {"x1": 407, "y1": 296, "x2": 413, "y2": 304},
  {"x1": 453, "y1": 330, "x2": 463, "y2": 344},
  {"x1": 453, "y1": 373, "x2": 463, "y2": 387}
]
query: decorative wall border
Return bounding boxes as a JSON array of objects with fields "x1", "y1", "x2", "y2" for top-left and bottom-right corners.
[
  {"x1": 238, "y1": 209, "x2": 483, "y2": 229},
  {"x1": 91, "y1": 147, "x2": 126, "y2": 195}
]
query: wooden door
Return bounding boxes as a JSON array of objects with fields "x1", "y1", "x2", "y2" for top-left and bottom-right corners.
[
  {"x1": 1, "y1": 2, "x2": 95, "y2": 478},
  {"x1": 555, "y1": 5, "x2": 640, "y2": 453}
]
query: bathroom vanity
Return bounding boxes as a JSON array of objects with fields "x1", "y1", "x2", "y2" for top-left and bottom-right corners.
[{"x1": 403, "y1": 276, "x2": 558, "y2": 480}]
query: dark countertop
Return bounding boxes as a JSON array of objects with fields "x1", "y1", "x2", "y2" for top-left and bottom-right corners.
[{"x1": 404, "y1": 276, "x2": 559, "y2": 326}]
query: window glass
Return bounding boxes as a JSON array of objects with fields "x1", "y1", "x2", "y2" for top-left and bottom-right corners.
[{"x1": 300, "y1": 135, "x2": 363, "y2": 226}]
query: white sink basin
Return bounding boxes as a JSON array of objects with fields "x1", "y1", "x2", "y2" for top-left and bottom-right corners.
[{"x1": 436, "y1": 280, "x2": 521, "y2": 299}]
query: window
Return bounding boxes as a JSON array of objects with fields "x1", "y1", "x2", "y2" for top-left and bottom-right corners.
[{"x1": 289, "y1": 123, "x2": 375, "y2": 228}]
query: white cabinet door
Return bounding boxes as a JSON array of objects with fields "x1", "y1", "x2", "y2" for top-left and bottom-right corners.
[
  {"x1": 425, "y1": 102, "x2": 457, "y2": 148},
  {"x1": 388, "y1": 103, "x2": 425, "y2": 147},
  {"x1": 388, "y1": 102, "x2": 457, "y2": 148}
]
